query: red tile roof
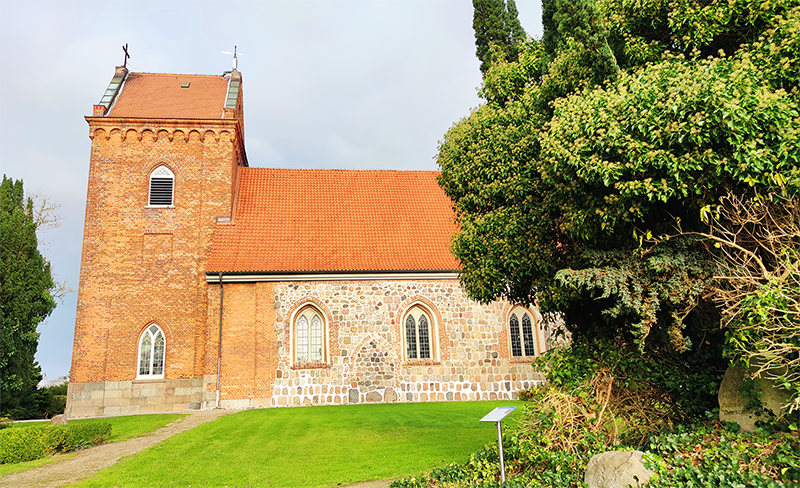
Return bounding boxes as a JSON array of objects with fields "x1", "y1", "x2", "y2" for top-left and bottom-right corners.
[
  {"x1": 206, "y1": 168, "x2": 460, "y2": 273},
  {"x1": 108, "y1": 73, "x2": 230, "y2": 119}
]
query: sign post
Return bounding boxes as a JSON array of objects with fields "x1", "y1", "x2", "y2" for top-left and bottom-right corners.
[{"x1": 479, "y1": 406, "x2": 516, "y2": 483}]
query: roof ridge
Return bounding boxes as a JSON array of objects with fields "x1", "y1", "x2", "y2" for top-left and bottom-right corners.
[
  {"x1": 244, "y1": 167, "x2": 441, "y2": 174},
  {"x1": 128, "y1": 72, "x2": 229, "y2": 78}
]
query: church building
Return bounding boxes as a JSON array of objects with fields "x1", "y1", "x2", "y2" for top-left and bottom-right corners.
[{"x1": 65, "y1": 64, "x2": 546, "y2": 418}]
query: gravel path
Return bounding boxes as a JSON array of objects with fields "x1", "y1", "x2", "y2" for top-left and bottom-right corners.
[
  {"x1": 340, "y1": 480, "x2": 396, "y2": 488},
  {"x1": 0, "y1": 409, "x2": 236, "y2": 488}
]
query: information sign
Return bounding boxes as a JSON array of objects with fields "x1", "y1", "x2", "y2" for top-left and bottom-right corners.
[
  {"x1": 479, "y1": 406, "x2": 517, "y2": 482},
  {"x1": 479, "y1": 406, "x2": 516, "y2": 423}
]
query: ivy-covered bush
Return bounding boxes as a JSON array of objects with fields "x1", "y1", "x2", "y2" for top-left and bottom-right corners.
[
  {"x1": 391, "y1": 342, "x2": 798, "y2": 487},
  {"x1": 646, "y1": 422, "x2": 800, "y2": 488},
  {"x1": 0, "y1": 422, "x2": 111, "y2": 464}
]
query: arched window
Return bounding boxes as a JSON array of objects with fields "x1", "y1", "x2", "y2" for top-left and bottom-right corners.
[
  {"x1": 138, "y1": 324, "x2": 165, "y2": 378},
  {"x1": 295, "y1": 306, "x2": 325, "y2": 363},
  {"x1": 509, "y1": 307, "x2": 536, "y2": 357},
  {"x1": 148, "y1": 166, "x2": 174, "y2": 206},
  {"x1": 405, "y1": 306, "x2": 432, "y2": 360}
]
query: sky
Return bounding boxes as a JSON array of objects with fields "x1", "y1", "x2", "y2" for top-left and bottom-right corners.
[{"x1": 0, "y1": 0, "x2": 544, "y2": 381}]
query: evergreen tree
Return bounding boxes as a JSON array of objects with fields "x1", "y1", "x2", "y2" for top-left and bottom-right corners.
[
  {"x1": 0, "y1": 176, "x2": 56, "y2": 419},
  {"x1": 504, "y1": 0, "x2": 526, "y2": 47},
  {"x1": 541, "y1": 0, "x2": 558, "y2": 57},
  {"x1": 473, "y1": 0, "x2": 527, "y2": 74}
]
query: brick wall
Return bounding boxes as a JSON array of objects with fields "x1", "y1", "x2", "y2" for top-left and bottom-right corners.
[
  {"x1": 202, "y1": 282, "x2": 278, "y2": 409},
  {"x1": 67, "y1": 117, "x2": 245, "y2": 416}
]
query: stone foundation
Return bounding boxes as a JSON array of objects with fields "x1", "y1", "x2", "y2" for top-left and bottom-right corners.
[
  {"x1": 65, "y1": 378, "x2": 203, "y2": 418},
  {"x1": 67, "y1": 371, "x2": 545, "y2": 416},
  {"x1": 268, "y1": 364, "x2": 545, "y2": 407}
]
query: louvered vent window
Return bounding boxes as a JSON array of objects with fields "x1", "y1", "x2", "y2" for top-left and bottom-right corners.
[{"x1": 148, "y1": 166, "x2": 174, "y2": 206}]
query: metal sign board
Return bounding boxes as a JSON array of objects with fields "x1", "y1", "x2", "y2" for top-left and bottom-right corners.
[
  {"x1": 479, "y1": 406, "x2": 517, "y2": 483},
  {"x1": 479, "y1": 406, "x2": 516, "y2": 423}
]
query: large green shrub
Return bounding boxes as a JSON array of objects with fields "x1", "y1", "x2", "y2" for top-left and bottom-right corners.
[
  {"x1": 1, "y1": 382, "x2": 69, "y2": 421},
  {"x1": 0, "y1": 427, "x2": 47, "y2": 464},
  {"x1": 392, "y1": 342, "x2": 797, "y2": 487},
  {"x1": 0, "y1": 421, "x2": 111, "y2": 464}
]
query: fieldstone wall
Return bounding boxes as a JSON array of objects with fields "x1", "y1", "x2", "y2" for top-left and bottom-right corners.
[
  {"x1": 269, "y1": 279, "x2": 545, "y2": 408},
  {"x1": 353, "y1": 340, "x2": 396, "y2": 402}
]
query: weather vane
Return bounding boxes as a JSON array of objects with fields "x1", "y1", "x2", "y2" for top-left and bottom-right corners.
[
  {"x1": 221, "y1": 45, "x2": 243, "y2": 71},
  {"x1": 122, "y1": 43, "x2": 130, "y2": 68}
]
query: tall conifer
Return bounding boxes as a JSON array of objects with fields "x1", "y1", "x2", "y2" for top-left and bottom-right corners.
[
  {"x1": 505, "y1": 0, "x2": 526, "y2": 46},
  {"x1": 0, "y1": 176, "x2": 56, "y2": 418},
  {"x1": 472, "y1": 0, "x2": 527, "y2": 74}
]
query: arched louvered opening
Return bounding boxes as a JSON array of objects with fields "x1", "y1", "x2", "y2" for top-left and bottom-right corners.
[{"x1": 148, "y1": 166, "x2": 174, "y2": 206}]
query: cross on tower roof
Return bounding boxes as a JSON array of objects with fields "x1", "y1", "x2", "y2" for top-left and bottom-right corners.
[{"x1": 122, "y1": 43, "x2": 130, "y2": 68}]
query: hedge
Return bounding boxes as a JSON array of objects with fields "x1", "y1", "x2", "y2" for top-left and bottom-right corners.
[{"x1": 0, "y1": 422, "x2": 112, "y2": 464}]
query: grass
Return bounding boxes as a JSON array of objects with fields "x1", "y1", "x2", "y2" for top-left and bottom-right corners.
[
  {"x1": 71, "y1": 413, "x2": 187, "y2": 442},
  {"x1": 0, "y1": 413, "x2": 186, "y2": 478},
  {"x1": 5, "y1": 420, "x2": 49, "y2": 428},
  {"x1": 5, "y1": 413, "x2": 186, "y2": 442},
  {"x1": 71, "y1": 400, "x2": 526, "y2": 488}
]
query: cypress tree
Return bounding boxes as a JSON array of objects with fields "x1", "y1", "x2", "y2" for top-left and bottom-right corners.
[
  {"x1": 541, "y1": 0, "x2": 559, "y2": 57},
  {"x1": 505, "y1": 0, "x2": 526, "y2": 46},
  {"x1": 473, "y1": 0, "x2": 527, "y2": 74}
]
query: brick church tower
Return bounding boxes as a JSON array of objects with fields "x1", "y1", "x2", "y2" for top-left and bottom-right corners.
[{"x1": 66, "y1": 65, "x2": 247, "y2": 417}]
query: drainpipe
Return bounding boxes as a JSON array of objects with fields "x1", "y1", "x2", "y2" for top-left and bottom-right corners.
[{"x1": 215, "y1": 272, "x2": 224, "y2": 408}]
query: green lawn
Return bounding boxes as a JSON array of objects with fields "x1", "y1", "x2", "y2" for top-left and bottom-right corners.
[
  {"x1": 71, "y1": 400, "x2": 525, "y2": 488},
  {"x1": 0, "y1": 413, "x2": 186, "y2": 478},
  {"x1": 71, "y1": 413, "x2": 187, "y2": 443}
]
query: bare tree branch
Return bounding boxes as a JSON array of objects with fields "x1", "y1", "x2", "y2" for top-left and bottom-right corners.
[
  {"x1": 27, "y1": 190, "x2": 63, "y2": 232},
  {"x1": 697, "y1": 193, "x2": 800, "y2": 414}
]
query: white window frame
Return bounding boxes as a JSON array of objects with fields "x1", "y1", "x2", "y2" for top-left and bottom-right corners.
[
  {"x1": 404, "y1": 304, "x2": 436, "y2": 361},
  {"x1": 137, "y1": 324, "x2": 166, "y2": 379},
  {"x1": 147, "y1": 165, "x2": 175, "y2": 207},
  {"x1": 508, "y1": 306, "x2": 537, "y2": 358},
  {"x1": 293, "y1": 305, "x2": 328, "y2": 365}
]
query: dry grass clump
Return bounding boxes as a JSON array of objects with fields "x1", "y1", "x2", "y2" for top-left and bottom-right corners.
[{"x1": 517, "y1": 367, "x2": 681, "y2": 453}]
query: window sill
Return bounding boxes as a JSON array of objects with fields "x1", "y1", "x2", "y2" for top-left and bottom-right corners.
[
  {"x1": 133, "y1": 376, "x2": 165, "y2": 383},
  {"x1": 509, "y1": 357, "x2": 535, "y2": 364},
  {"x1": 403, "y1": 359, "x2": 441, "y2": 366},
  {"x1": 145, "y1": 205, "x2": 175, "y2": 209},
  {"x1": 291, "y1": 361, "x2": 331, "y2": 370}
]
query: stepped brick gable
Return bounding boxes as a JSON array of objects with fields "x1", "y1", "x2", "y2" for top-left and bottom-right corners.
[{"x1": 66, "y1": 65, "x2": 545, "y2": 417}]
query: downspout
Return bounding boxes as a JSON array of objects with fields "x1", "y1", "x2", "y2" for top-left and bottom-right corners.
[{"x1": 215, "y1": 272, "x2": 224, "y2": 408}]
